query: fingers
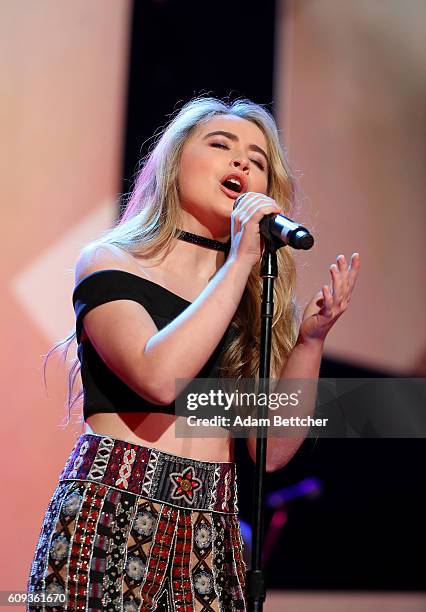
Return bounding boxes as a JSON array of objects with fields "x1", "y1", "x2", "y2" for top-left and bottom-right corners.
[
  {"x1": 348, "y1": 253, "x2": 360, "y2": 293},
  {"x1": 328, "y1": 253, "x2": 360, "y2": 311},
  {"x1": 337, "y1": 254, "x2": 349, "y2": 294},
  {"x1": 241, "y1": 202, "x2": 280, "y2": 226},
  {"x1": 329, "y1": 264, "x2": 343, "y2": 304},
  {"x1": 321, "y1": 284, "x2": 334, "y2": 317},
  {"x1": 233, "y1": 192, "x2": 280, "y2": 217},
  {"x1": 231, "y1": 192, "x2": 280, "y2": 235},
  {"x1": 233, "y1": 192, "x2": 275, "y2": 211},
  {"x1": 233, "y1": 192, "x2": 263, "y2": 211}
]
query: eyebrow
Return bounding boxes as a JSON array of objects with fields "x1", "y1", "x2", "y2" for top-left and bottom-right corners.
[{"x1": 202, "y1": 130, "x2": 268, "y2": 165}]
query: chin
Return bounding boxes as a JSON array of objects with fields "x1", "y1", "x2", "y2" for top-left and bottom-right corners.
[
  {"x1": 216, "y1": 202, "x2": 233, "y2": 221},
  {"x1": 182, "y1": 198, "x2": 231, "y2": 236},
  {"x1": 219, "y1": 197, "x2": 235, "y2": 215}
]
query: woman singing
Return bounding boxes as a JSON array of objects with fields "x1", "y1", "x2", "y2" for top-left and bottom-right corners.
[{"x1": 27, "y1": 97, "x2": 359, "y2": 611}]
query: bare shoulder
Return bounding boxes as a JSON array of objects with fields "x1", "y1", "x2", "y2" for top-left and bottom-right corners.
[
  {"x1": 72, "y1": 242, "x2": 164, "y2": 404},
  {"x1": 75, "y1": 243, "x2": 147, "y2": 285}
]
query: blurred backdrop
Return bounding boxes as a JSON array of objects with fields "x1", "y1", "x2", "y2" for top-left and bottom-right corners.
[{"x1": 1, "y1": 0, "x2": 425, "y2": 610}]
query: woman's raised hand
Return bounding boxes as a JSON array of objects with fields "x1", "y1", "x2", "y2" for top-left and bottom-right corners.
[
  {"x1": 298, "y1": 253, "x2": 361, "y2": 345},
  {"x1": 229, "y1": 192, "x2": 281, "y2": 267}
]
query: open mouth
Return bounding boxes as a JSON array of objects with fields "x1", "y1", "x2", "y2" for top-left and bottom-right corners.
[{"x1": 222, "y1": 177, "x2": 243, "y2": 193}]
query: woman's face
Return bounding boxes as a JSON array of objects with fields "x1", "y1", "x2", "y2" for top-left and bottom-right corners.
[{"x1": 177, "y1": 115, "x2": 269, "y2": 237}]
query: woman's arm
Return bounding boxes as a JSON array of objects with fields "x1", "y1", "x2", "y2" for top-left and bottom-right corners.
[
  {"x1": 77, "y1": 247, "x2": 253, "y2": 405},
  {"x1": 246, "y1": 338, "x2": 323, "y2": 471},
  {"x1": 76, "y1": 198, "x2": 281, "y2": 406},
  {"x1": 247, "y1": 252, "x2": 360, "y2": 471}
]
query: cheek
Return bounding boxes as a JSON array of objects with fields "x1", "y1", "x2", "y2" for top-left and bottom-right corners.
[
  {"x1": 178, "y1": 150, "x2": 212, "y2": 197},
  {"x1": 178, "y1": 155, "x2": 196, "y2": 196},
  {"x1": 253, "y1": 173, "x2": 269, "y2": 195},
  {"x1": 178, "y1": 168, "x2": 205, "y2": 199}
]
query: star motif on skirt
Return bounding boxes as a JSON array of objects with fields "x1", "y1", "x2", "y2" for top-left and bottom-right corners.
[{"x1": 170, "y1": 467, "x2": 202, "y2": 503}]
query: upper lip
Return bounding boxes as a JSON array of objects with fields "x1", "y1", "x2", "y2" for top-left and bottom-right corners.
[{"x1": 220, "y1": 172, "x2": 248, "y2": 194}]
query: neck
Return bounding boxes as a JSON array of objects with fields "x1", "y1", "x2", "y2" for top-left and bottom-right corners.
[
  {"x1": 158, "y1": 213, "x2": 229, "y2": 277},
  {"x1": 162, "y1": 238, "x2": 226, "y2": 279},
  {"x1": 179, "y1": 211, "x2": 230, "y2": 244},
  {"x1": 178, "y1": 231, "x2": 229, "y2": 253}
]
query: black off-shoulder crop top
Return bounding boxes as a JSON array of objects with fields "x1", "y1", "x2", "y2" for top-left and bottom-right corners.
[{"x1": 72, "y1": 269, "x2": 234, "y2": 420}]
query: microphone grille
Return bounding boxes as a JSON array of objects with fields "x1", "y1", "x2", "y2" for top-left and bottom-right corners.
[{"x1": 297, "y1": 232, "x2": 314, "y2": 250}]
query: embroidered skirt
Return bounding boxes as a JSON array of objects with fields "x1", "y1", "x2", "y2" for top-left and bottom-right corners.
[{"x1": 27, "y1": 433, "x2": 247, "y2": 611}]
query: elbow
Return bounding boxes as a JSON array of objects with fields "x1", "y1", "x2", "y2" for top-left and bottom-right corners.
[
  {"x1": 266, "y1": 443, "x2": 302, "y2": 472},
  {"x1": 248, "y1": 452, "x2": 285, "y2": 473},
  {"x1": 246, "y1": 439, "x2": 297, "y2": 473},
  {"x1": 139, "y1": 361, "x2": 194, "y2": 406},
  {"x1": 247, "y1": 444, "x2": 285, "y2": 473},
  {"x1": 138, "y1": 350, "x2": 179, "y2": 406},
  {"x1": 148, "y1": 393, "x2": 175, "y2": 407},
  {"x1": 142, "y1": 385, "x2": 176, "y2": 407},
  {"x1": 265, "y1": 460, "x2": 285, "y2": 473},
  {"x1": 154, "y1": 389, "x2": 177, "y2": 406},
  {"x1": 138, "y1": 376, "x2": 177, "y2": 407}
]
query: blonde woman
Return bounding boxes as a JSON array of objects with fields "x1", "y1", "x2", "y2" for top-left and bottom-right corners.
[{"x1": 27, "y1": 97, "x2": 359, "y2": 611}]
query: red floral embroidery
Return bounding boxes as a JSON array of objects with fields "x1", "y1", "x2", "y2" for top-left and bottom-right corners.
[{"x1": 170, "y1": 467, "x2": 202, "y2": 503}]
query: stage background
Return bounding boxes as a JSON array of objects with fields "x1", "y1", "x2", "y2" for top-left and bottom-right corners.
[
  {"x1": 0, "y1": 0, "x2": 131, "y2": 594},
  {"x1": 276, "y1": 0, "x2": 426, "y2": 374},
  {"x1": 1, "y1": 0, "x2": 424, "y2": 609}
]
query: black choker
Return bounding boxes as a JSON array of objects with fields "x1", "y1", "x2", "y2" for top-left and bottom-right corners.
[{"x1": 177, "y1": 230, "x2": 230, "y2": 253}]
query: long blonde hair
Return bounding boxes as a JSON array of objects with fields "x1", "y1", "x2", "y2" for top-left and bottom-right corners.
[{"x1": 45, "y1": 97, "x2": 300, "y2": 424}]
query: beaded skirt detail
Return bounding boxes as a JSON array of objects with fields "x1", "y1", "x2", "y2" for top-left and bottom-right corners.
[{"x1": 27, "y1": 434, "x2": 247, "y2": 611}]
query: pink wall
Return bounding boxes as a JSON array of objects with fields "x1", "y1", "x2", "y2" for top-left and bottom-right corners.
[
  {"x1": 275, "y1": 0, "x2": 426, "y2": 373},
  {"x1": 0, "y1": 0, "x2": 131, "y2": 593}
]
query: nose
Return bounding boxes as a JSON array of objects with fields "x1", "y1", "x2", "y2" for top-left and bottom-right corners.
[{"x1": 231, "y1": 155, "x2": 250, "y2": 173}]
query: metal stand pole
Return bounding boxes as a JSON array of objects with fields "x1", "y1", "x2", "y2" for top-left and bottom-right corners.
[{"x1": 246, "y1": 247, "x2": 278, "y2": 611}]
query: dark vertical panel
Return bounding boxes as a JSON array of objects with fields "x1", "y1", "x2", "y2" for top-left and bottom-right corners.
[{"x1": 121, "y1": 0, "x2": 277, "y2": 202}]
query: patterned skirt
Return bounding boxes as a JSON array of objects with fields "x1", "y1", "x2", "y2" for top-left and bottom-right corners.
[{"x1": 27, "y1": 433, "x2": 247, "y2": 612}]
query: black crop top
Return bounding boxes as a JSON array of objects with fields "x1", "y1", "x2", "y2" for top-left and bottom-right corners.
[{"x1": 72, "y1": 269, "x2": 234, "y2": 420}]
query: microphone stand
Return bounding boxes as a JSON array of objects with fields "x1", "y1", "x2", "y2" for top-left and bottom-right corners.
[{"x1": 246, "y1": 240, "x2": 280, "y2": 611}]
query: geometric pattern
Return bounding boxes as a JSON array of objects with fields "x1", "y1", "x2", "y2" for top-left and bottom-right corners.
[
  {"x1": 27, "y1": 482, "x2": 248, "y2": 611},
  {"x1": 140, "y1": 449, "x2": 158, "y2": 498},
  {"x1": 26, "y1": 434, "x2": 247, "y2": 611},
  {"x1": 87, "y1": 436, "x2": 114, "y2": 481},
  {"x1": 60, "y1": 434, "x2": 239, "y2": 514}
]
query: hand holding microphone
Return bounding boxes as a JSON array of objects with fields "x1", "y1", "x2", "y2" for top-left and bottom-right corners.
[{"x1": 233, "y1": 192, "x2": 314, "y2": 251}]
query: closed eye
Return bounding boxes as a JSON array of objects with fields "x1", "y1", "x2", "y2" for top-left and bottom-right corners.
[
  {"x1": 251, "y1": 159, "x2": 265, "y2": 171},
  {"x1": 210, "y1": 142, "x2": 229, "y2": 150},
  {"x1": 211, "y1": 142, "x2": 265, "y2": 171}
]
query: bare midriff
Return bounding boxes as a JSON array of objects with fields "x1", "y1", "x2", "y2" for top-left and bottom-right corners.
[
  {"x1": 80, "y1": 245, "x2": 235, "y2": 463},
  {"x1": 84, "y1": 412, "x2": 234, "y2": 463},
  {"x1": 80, "y1": 332, "x2": 234, "y2": 462}
]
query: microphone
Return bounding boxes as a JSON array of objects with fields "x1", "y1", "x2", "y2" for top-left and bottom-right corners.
[{"x1": 234, "y1": 194, "x2": 314, "y2": 250}]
